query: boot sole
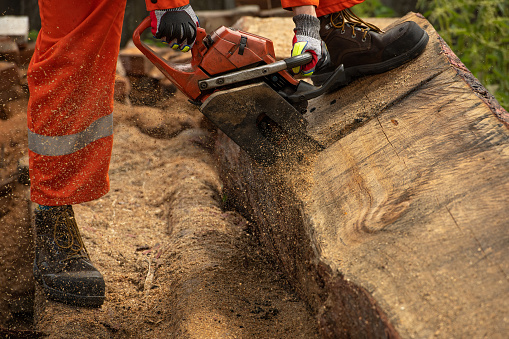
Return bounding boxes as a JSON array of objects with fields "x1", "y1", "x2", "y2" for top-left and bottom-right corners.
[
  {"x1": 33, "y1": 261, "x2": 105, "y2": 308},
  {"x1": 312, "y1": 30, "x2": 430, "y2": 89}
]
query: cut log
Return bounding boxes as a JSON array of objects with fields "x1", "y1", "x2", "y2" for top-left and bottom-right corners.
[
  {"x1": 0, "y1": 37, "x2": 20, "y2": 64},
  {"x1": 235, "y1": 0, "x2": 279, "y2": 10},
  {"x1": 215, "y1": 13, "x2": 509, "y2": 338},
  {"x1": 0, "y1": 16, "x2": 29, "y2": 44},
  {"x1": 0, "y1": 86, "x2": 24, "y2": 120},
  {"x1": 17, "y1": 42, "x2": 36, "y2": 67},
  {"x1": 196, "y1": 6, "x2": 261, "y2": 32},
  {"x1": 114, "y1": 74, "x2": 131, "y2": 103},
  {"x1": 0, "y1": 177, "x2": 16, "y2": 197},
  {"x1": 119, "y1": 46, "x2": 155, "y2": 77},
  {"x1": 0, "y1": 61, "x2": 20, "y2": 92},
  {"x1": 0, "y1": 85, "x2": 23, "y2": 104}
]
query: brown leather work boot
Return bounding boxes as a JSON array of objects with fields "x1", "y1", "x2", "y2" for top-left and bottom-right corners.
[
  {"x1": 312, "y1": 8, "x2": 429, "y2": 87},
  {"x1": 33, "y1": 205, "x2": 105, "y2": 307}
]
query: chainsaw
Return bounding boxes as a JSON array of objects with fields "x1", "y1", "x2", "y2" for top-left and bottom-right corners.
[{"x1": 133, "y1": 17, "x2": 346, "y2": 165}]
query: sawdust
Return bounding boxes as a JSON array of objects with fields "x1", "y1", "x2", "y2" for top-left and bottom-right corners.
[{"x1": 0, "y1": 92, "x2": 319, "y2": 337}]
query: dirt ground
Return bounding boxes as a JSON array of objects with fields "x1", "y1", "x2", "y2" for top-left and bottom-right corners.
[
  {"x1": 0, "y1": 97, "x2": 33, "y2": 333},
  {"x1": 0, "y1": 91, "x2": 320, "y2": 337}
]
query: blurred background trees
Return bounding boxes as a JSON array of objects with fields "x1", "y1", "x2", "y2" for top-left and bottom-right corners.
[{"x1": 416, "y1": 0, "x2": 508, "y2": 110}]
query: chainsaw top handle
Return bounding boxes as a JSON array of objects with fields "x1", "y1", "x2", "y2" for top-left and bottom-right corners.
[{"x1": 133, "y1": 16, "x2": 209, "y2": 101}]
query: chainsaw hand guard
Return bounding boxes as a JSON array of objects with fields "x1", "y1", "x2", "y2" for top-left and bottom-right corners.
[{"x1": 133, "y1": 17, "x2": 208, "y2": 101}]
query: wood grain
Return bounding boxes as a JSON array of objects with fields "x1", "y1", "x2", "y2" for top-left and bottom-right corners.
[{"x1": 217, "y1": 12, "x2": 509, "y2": 338}]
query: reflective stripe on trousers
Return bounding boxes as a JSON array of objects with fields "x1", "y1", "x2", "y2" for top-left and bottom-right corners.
[{"x1": 28, "y1": 114, "x2": 113, "y2": 157}]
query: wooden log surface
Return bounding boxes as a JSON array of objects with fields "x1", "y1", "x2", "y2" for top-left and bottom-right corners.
[{"x1": 216, "y1": 13, "x2": 509, "y2": 338}]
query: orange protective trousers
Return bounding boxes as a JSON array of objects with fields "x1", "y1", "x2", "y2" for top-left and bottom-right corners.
[
  {"x1": 28, "y1": 0, "x2": 127, "y2": 205},
  {"x1": 28, "y1": 0, "x2": 363, "y2": 206}
]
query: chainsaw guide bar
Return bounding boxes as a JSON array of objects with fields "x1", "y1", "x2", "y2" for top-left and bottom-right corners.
[{"x1": 201, "y1": 82, "x2": 324, "y2": 165}]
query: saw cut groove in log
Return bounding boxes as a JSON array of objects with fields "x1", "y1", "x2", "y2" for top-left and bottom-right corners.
[{"x1": 216, "y1": 13, "x2": 509, "y2": 338}]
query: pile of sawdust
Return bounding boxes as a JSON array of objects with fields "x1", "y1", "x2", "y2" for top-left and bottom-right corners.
[{"x1": 1, "y1": 92, "x2": 319, "y2": 338}]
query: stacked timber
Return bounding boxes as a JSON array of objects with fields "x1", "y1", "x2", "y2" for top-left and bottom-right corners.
[
  {"x1": 0, "y1": 16, "x2": 34, "y2": 111},
  {"x1": 215, "y1": 13, "x2": 509, "y2": 338}
]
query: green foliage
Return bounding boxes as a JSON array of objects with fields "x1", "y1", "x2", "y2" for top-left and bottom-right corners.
[
  {"x1": 28, "y1": 29, "x2": 38, "y2": 42},
  {"x1": 417, "y1": 0, "x2": 509, "y2": 109},
  {"x1": 354, "y1": 0, "x2": 396, "y2": 18}
]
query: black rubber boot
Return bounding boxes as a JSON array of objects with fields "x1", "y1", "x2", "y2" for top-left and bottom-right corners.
[
  {"x1": 312, "y1": 8, "x2": 429, "y2": 87},
  {"x1": 33, "y1": 205, "x2": 105, "y2": 307}
]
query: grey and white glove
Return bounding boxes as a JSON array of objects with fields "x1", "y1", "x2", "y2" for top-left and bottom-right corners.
[
  {"x1": 150, "y1": 4, "x2": 199, "y2": 52},
  {"x1": 291, "y1": 14, "x2": 322, "y2": 76}
]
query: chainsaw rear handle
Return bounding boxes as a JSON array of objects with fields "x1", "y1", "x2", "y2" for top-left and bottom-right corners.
[
  {"x1": 133, "y1": 17, "x2": 209, "y2": 100},
  {"x1": 133, "y1": 16, "x2": 207, "y2": 68}
]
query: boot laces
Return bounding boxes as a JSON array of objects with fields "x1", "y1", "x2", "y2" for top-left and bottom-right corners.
[
  {"x1": 330, "y1": 8, "x2": 383, "y2": 40},
  {"x1": 53, "y1": 207, "x2": 89, "y2": 261}
]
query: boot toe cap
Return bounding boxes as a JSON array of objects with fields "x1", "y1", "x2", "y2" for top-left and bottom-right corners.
[
  {"x1": 382, "y1": 21, "x2": 427, "y2": 59},
  {"x1": 44, "y1": 270, "x2": 106, "y2": 297},
  {"x1": 35, "y1": 262, "x2": 106, "y2": 307}
]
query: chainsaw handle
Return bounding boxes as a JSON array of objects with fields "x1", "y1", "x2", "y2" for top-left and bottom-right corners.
[
  {"x1": 133, "y1": 16, "x2": 207, "y2": 68},
  {"x1": 133, "y1": 17, "x2": 209, "y2": 100},
  {"x1": 284, "y1": 53, "x2": 313, "y2": 69}
]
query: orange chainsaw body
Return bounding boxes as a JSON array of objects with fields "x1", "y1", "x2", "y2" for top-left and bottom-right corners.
[
  {"x1": 132, "y1": 17, "x2": 349, "y2": 165},
  {"x1": 133, "y1": 17, "x2": 298, "y2": 103}
]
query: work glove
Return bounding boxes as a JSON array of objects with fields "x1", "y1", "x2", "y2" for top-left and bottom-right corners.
[
  {"x1": 291, "y1": 14, "x2": 322, "y2": 76},
  {"x1": 150, "y1": 4, "x2": 199, "y2": 52}
]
